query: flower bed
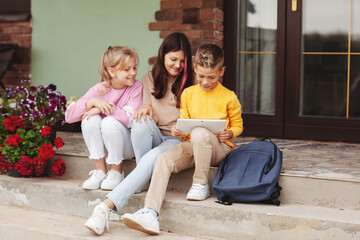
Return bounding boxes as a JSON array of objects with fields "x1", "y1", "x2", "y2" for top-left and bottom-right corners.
[{"x1": 0, "y1": 80, "x2": 67, "y2": 177}]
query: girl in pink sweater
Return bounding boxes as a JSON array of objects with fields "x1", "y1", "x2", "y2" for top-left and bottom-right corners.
[{"x1": 65, "y1": 46, "x2": 142, "y2": 191}]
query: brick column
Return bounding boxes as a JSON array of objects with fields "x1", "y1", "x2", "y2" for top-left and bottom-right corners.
[
  {"x1": 0, "y1": 20, "x2": 32, "y2": 87},
  {"x1": 149, "y1": 0, "x2": 224, "y2": 57}
]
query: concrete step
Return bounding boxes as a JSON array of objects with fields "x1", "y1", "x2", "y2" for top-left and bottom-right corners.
[
  {"x1": 49, "y1": 153, "x2": 360, "y2": 211},
  {"x1": 0, "y1": 204, "x2": 225, "y2": 240},
  {"x1": 52, "y1": 131, "x2": 360, "y2": 210},
  {"x1": 1, "y1": 175, "x2": 360, "y2": 240}
]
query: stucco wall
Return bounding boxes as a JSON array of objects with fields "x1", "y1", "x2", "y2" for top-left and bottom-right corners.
[{"x1": 31, "y1": 0, "x2": 162, "y2": 99}]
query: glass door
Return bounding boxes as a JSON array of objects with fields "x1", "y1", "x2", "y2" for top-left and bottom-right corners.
[
  {"x1": 285, "y1": 0, "x2": 360, "y2": 141},
  {"x1": 224, "y1": 0, "x2": 360, "y2": 142}
]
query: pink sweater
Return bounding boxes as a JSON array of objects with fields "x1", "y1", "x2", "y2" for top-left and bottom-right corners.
[{"x1": 65, "y1": 80, "x2": 143, "y2": 127}]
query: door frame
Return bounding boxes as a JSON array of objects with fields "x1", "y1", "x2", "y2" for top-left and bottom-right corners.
[{"x1": 223, "y1": 0, "x2": 286, "y2": 138}]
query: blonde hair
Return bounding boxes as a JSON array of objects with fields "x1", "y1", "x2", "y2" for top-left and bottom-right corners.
[
  {"x1": 99, "y1": 46, "x2": 139, "y2": 94},
  {"x1": 194, "y1": 44, "x2": 224, "y2": 69}
]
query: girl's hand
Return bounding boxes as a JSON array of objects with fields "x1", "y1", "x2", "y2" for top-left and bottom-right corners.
[
  {"x1": 171, "y1": 125, "x2": 183, "y2": 137},
  {"x1": 133, "y1": 104, "x2": 153, "y2": 122},
  {"x1": 86, "y1": 98, "x2": 116, "y2": 115},
  {"x1": 216, "y1": 129, "x2": 234, "y2": 142},
  {"x1": 82, "y1": 107, "x2": 102, "y2": 121}
]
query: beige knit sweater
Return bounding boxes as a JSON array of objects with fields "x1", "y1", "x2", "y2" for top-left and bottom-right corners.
[{"x1": 142, "y1": 72, "x2": 179, "y2": 136}]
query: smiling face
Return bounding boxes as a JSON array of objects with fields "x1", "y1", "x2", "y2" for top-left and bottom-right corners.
[
  {"x1": 108, "y1": 56, "x2": 137, "y2": 90},
  {"x1": 164, "y1": 50, "x2": 185, "y2": 80},
  {"x1": 194, "y1": 64, "x2": 225, "y2": 91}
]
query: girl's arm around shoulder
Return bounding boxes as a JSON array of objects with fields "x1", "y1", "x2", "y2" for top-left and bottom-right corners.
[
  {"x1": 227, "y1": 92, "x2": 243, "y2": 138},
  {"x1": 109, "y1": 80, "x2": 143, "y2": 127}
]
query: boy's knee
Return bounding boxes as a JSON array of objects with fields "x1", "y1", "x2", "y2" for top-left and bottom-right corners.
[
  {"x1": 156, "y1": 153, "x2": 175, "y2": 172},
  {"x1": 190, "y1": 127, "x2": 210, "y2": 144}
]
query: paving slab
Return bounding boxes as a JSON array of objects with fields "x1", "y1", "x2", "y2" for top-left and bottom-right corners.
[
  {"x1": 0, "y1": 204, "x2": 226, "y2": 240},
  {"x1": 1, "y1": 176, "x2": 360, "y2": 240}
]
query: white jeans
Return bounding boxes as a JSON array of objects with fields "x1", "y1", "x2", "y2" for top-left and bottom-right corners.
[
  {"x1": 81, "y1": 115, "x2": 134, "y2": 165},
  {"x1": 106, "y1": 116, "x2": 181, "y2": 211}
]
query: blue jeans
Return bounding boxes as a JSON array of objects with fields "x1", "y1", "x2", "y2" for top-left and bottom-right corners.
[{"x1": 106, "y1": 116, "x2": 181, "y2": 211}]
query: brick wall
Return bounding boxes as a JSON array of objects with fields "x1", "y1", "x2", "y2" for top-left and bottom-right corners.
[
  {"x1": 149, "y1": 0, "x2": 224, "y2": 58},
  {"x1": 0, "y1": 20, "x2": 32, "y2": 88}
]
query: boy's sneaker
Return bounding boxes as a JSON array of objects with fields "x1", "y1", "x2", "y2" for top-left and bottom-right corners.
[
  {"x1": 84, "y1": 202, "x2": 110, "y2": 235},
  {"x1": 82, "y1": 170, "x2": 106, "y2": 190},
  {"x1": 186, "y1": 183, "x2": 210, "y2": 201},
  {"x1": 100, "y1": 170, "x2": 124, "y2": 190},
  {"x1": 122, "y1": 208, "x2": 159, "y2": 235}
]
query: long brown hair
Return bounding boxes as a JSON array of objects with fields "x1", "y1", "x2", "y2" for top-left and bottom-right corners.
[{"x1": 151, "y1": 32, "x2": 193, "y2": 107}]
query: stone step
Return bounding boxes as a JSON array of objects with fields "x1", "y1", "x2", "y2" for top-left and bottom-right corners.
[
  {"x1": 49, "y1": 153, "x2": 360, "y2": 211},
  {"x1": 1, "y1": 175, "x2": 359, "y2": 240},
  {"x1": 50, "y1": 154, "x2": 214, "y2": 194},
  {"x1": 0, "y1": 204, "x2": 225, "y2": 240}
]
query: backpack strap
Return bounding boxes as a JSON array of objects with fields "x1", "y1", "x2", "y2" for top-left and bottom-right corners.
[
  {"x1": 260, "y1": 182, "x2": 282, "y2": 206},
  {"x1": 260, "y1": 137, "x2": 278, "y2": 174},
  {"x1": 215, "y1": 196, "x2": 234, "y2": 205}
]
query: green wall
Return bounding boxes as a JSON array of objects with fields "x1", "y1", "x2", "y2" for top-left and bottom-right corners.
[{"x1": 31, "y1": 0, "x2": 162, "y2": 100}]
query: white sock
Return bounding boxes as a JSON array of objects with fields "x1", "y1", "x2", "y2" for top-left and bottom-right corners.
[{"x1": 100, "y1": 202, "x2": 110, "y2": 211}]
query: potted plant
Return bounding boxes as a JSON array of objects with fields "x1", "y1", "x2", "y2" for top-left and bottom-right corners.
[{"x1": 0, "y1": 79, "x2": 66, "y2": 177}]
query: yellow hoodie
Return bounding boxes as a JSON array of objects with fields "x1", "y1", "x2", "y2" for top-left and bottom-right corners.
[{"x1": 180, "y1": 83, "x2": 243, "y2": 147}]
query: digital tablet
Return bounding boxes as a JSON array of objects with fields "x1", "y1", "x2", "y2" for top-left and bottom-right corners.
[{"x1": 176, "y1": 119, "x2": 227, "y2": 134}]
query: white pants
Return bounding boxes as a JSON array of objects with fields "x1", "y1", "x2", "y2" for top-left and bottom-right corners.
[{"x1": 81, "y1": 115, "x2": 134, "y2": 165}]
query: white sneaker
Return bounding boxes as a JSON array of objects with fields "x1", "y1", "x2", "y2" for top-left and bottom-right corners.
[
  {"x1": 100, "y1": 170, "x2": 124, "y2": 190},
  {"x1": 122, "y1": 208, "x2": 159, "y2": 235},
  {"x1": 186, "y1": 183, "x2": 210, "y2": 201},
  {"x1": 84, "y1": 202, "x2": 110, "y2": 235},
  {"x1": 82, "y1": 170, "x2": 107, "y2": 190}
]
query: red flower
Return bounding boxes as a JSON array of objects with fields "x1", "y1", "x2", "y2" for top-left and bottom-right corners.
[
  {"x1": 32, "y1": 157, "x2": 47, "y2": 176},
  {"x1": 51, "y1": 158, "x2": 66, "y2": 176},
  {"x1": 4, "y1": 116, "x2": 24, "y2": 131},
  {"x1": 6, "y1": 133, "x2": 23, "y2": 147},
  {"x1": 0, "y1": 143, "x2": 4, "y2": 155},
  {"x1": 38, "y1": 143, "x2": 55, "y2": 160},
  {"x1": 40, "y1": 126, "x2": 53, "y2": 136},
  {"x1": 0, "y1": 154, "x2": 12, "y2": 171},
  {"x1": 14, "y1": 156, "x2": 33, "y2": 176},
  {"x1": 54, "y1": 137, "x2": 64, "y2": 148},
  {"x1": 0, "y1": 104, "x2": 2, "y2": 110}
]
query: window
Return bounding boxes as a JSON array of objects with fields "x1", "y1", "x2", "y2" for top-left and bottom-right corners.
[{"x1": 0, "y1": 0, "x2": 31, "y2": 22}]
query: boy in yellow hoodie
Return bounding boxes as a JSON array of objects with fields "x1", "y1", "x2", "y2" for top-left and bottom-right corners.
[{"x1": 122, "y1": 44, "x2": 243, "y2": 235}]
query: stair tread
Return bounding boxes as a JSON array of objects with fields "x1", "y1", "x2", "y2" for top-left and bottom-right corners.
[
  {"x1": 56, "y1": 131, "x2": 360, "y2": 183},
  {"x1": 2, "y1": 175, "x2": 360, "y2": 239},
  {"x1": 1, "y1": 175, "x2": 359, "y2": 224},
  {"x1": 0, "y1": 204, "x2": 225, "y2": 240}
]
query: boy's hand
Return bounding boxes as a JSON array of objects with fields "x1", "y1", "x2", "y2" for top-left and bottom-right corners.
[
  {"x1": 82, "y1": 107, "x2": 102, "y2": 121},
  {"x1": 216, "y1": 129, "x2": 234, "y2": 142},
  {"x1": 171, "y1": 125, "x2": 183, "y2": 137},
  {"x1": 86, "y1": 98, "x2": 116, "y2": 115},
  {"x1": 133, "y1": 104, "x2": 153, "y2": 122}
]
